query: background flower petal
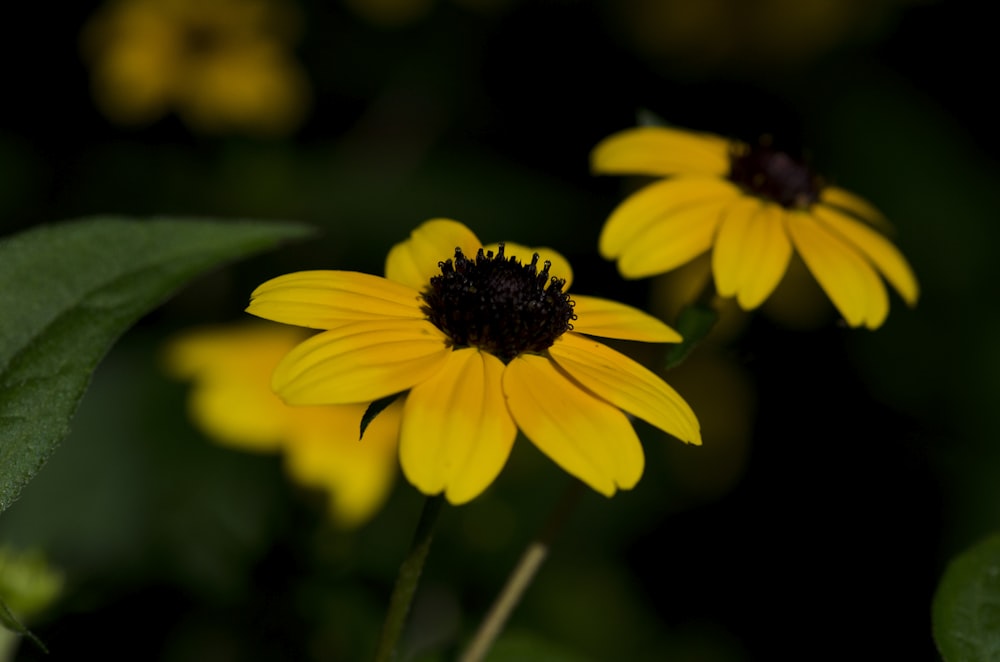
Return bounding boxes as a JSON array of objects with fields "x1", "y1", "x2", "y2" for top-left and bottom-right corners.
[
  {"x1": 164, "y1": 324, "x2": 310, "y2": 451},
  {"x1": 283, "y1": 399, "x2": 401, "y2": 528},
  {"x1": 248, "y1": 270, "x2": 424, "y2": 329},
  {"x1": 819, "y1": 186, "x2": 892, "y2": 230},
  {"x1": 549, "y1": 334, "x2": 701, "y2": 445},
  {"x1": 483, "y1": 241, "x2": 574, "y2": 290},
  {"x1": 399, "y1": 349, "x2": 516, "y2": 504},
  {"x1": 272, "y1": 319, "x2": 450, "y2": 404},
  {"x1": 786, "y1": 212, "x2": 890, "y2": 329},
  {"x1": 384, "y1": 218, "x2": 482, "y2": 289},
  {"x1": 813, "y1": 205, "x2": 919, "y2": 306},
  {"x1": 503, "y1": 354, "x2": 645, "y2": 496},
  {"x1": 571, "y1": 295, "x2": 682, "y2": 342},
  {"x1": 598, "y1": 177, "x2": 740, "y2": 260},
  {"x1": 616, "y1": 197, "x2": 733, "y2": 279},
  {"x1": 591, "y1": 126, "x2": 731, "y2": 177},
  {"x1": 712, "y1": 200, "x2": 792, "y2": 309}
]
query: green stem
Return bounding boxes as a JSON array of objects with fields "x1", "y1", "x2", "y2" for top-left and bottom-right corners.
[
  {"x1": 373, "y1": 495, "x2": 445, "y2": 662},
  {"x1": 458, "y1": 481, "x2": 584, "y2": 662},
  {"x1": 664, "y1": 303, "x2": 719, "y2": 371}
]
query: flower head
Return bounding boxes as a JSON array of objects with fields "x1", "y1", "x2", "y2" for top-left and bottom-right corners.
[
  {"x1": 247, "y1": 219, "x2": 701, "y2": 504},
  {"x1": 165, "y1": 323, "x2": 400, "y2": 527},
  {"x1": 593, "y1": 126, "x2": 919, "y2": 329},
  {"x1": 81, "y1": 0, "x2": 310, "y2": 136}
]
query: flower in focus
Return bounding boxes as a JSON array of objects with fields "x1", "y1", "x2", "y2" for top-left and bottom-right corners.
[
  {"x1": 593, "y1": 126, "x2": 919, "y2": 329},
  {"x1": 165, "y1": 323, "x2": 400, "y2": 528},
  {"x1": 246, "y1": 219, "x2": 701, "y2": 504},
  {"x1": 81, "y1": 0, "x2": 310, "y2": 136}
]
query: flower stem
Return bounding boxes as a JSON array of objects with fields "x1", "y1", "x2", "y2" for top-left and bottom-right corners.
[
  {"x1": 458, "y1": 481, "x2": 584, "y2": 662},
  {"x1": 373, "y1": 495, "x2": 445, "y2": 662}
]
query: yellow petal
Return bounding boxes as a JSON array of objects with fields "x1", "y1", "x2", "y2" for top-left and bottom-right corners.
[
  {"x1": 503, "y1": 354, "x2": 644, "y2": 496},
  {"x1": 185, "y1": 379, "x2": 288, "y2": 452},
  {"x1": 599, "y1": 177, "x2": 742, "y2": 260},
  {"x1": 248, "y1": 271, "x2": 424, "y2": 329},
  {"x1": 819, "y1": 186, "x2": 892, "y2": 231},
  {"x1": 272, "y1": 319, "x2": 451, "y2": 404},
  {"x1": 399, "y1": 349, "x2": 516, "y2": 504},
  {"x1": 164, "y1": 323, "x2": 308, "y2": 380},
  {"x1": 164, "y1": 323, "x2": 311, "y2": 452},
  {"x1": 283, "y1": 400, "x2": 402, "y2": 528},
  {"x1": 384, "y1": 218, "x2": 482, "y2": 289},
  {"x1": 549, "y1": 334, "x2": 701, "y2": 445},
  {"x1": 712, "y1": 200, "x2": 793, "y2": 309},
  {"x1": 483, "y1": 241, "x2": 574, "y2": 290},
  {"x1": 616, "y1": 196, "x2": 734, "y2": 279},
  {"x1": 591, "y1": 126, "x2": 732, "y2": 177},
  {"x1": 785, "y1": 212, "x2": 889, "y2": 329},
  {"x1": 571, "y1": 295, "x2": 682, "y2": 342},
  {"x1": 812, "y1": 205, "x2": 919, "y2": 306}
]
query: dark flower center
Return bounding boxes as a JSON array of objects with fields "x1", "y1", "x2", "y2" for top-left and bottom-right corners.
[
  {"x1": 421, "y1": 244, "x2": 576, "y2": 363},
  {"x1": 727, "y1": 141, "x2": 822, "y2": 209}
]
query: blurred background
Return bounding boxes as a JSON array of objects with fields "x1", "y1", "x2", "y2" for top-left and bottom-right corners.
[{"x1": 0, "y1": 0, "x2": 996, "y2": 659}]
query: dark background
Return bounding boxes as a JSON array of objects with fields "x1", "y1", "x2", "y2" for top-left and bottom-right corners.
[{"x1": 1, "y1": 0, "x2": 996, "y2": 659}]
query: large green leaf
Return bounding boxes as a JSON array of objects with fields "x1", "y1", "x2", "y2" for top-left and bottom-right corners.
[
  {"x1": 933, "y1": 534, "x2": 1000, "y2": 661},
  {"x1": 0, "y1": 217, "x2": 311, "y2": 513}
]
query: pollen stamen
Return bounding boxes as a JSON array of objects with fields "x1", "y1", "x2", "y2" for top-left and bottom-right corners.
[
  {"x1": 421, "y1": 243, "x2": 577, "y2": 362},
  {"x1": 728, "y1": 140, "x2": 822, "y2": 209}
]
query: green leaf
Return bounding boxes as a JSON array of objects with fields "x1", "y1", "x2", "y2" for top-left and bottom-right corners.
[
  {"x1": 0, "y1": 594, "x2": 47, "y2": 653},
  {"x1": 360, "y1": 392, "x2": 402, "y2": 440},
  {"x1": 664, "y1": 304, "x2": 718, "y2": 371},
  {"x1": 0, "y1": 217, "x2": 312, "y2": 514},
  {"x1": 933, "y1": 533, "x2": 1000, "y2": 661}
]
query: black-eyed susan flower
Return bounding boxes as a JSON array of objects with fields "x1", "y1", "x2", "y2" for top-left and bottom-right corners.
[
  {"x1": 81, "y1": 0, "x2": 310, "y2": 136},
  {"x1": 246, "y1": 219, "x2": 701, "y2": 504},
  {"x1": 593, "y1": 126, "x2": 919, "y2": 329},
  {"x1": 165, "y1": 323, "x2": 400, "y2": 527}
]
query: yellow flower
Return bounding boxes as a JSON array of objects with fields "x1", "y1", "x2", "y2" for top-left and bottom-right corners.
[
  {"x1": 246, "y1": 219, "x2": 701, "y2": 504},
  {"x1": 165, "y1": 323, "x2": 400, "y2": 527},
  {"x1": 593, "y1": 126, "x2": 919, "y2": 329},
  {"x1": 81, "y1": 0, "x2": 310, "y2": 136},
  {"x1": 609, "y1": 0, "x2": 917, "y2": 74}
]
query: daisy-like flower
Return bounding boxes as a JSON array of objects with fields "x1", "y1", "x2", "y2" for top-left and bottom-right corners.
[
  {"x1": 165, "y1": 323, "x2": 400, "y2": 527},
  {"x1": 593, "y1": 126, "x2": 919, "y2": 329},
  {"x1": 81, "y1": 0, "x2": 310, "y2": 136},
  {"x1": 247, "y1": 219, "x2": 701, "y2": 504}
]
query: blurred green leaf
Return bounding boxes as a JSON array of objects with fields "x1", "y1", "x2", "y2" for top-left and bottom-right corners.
[
  {"x1": 0, "y1": 216, "x2": 312, "y2": 513},
  {"x1": 664, "y1": 305, "x2": 718, "y2": 371},
  {"x1": 933, "y1": 534, "x2": 1000, "y2": 661},
  {"x1": 0, "y1": 594, "x2": 46, "y2": 652}
]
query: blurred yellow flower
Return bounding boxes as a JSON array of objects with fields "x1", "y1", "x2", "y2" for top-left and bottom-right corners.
[
  {"x1": 593, "y1": 126, "x2": 919, "y2": 329},
  {"x1": 82, "y1": 0, "x2": 310, "y2": 136},
  {"x1": 247, "y1": 219, "x2": 701, "y2": 504},
  {"x1": 165, "y1": 323, "x2": 400, "y2": 527},
  {"x1": 609, "y1": 0, "x2": 919, "y2": 74}
]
